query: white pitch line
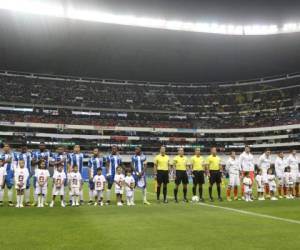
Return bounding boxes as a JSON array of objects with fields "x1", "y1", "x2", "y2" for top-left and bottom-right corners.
[{"x1": 145, "y1": 191, "x2": 300, "y2": 225}]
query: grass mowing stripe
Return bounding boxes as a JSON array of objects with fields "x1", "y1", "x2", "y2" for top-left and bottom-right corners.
[{"x1": 144, "y1": 190, "x2": 300, "y2": 225}]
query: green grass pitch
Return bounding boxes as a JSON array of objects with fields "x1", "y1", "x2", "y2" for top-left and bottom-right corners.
[{"x1": 0, "y1": 179, "x2": 300, "y2": 250}]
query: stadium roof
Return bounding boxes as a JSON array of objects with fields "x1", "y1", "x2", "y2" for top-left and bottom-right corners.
[{"x1": 0, "y1": 0, "x2": 300, "y2": 82}]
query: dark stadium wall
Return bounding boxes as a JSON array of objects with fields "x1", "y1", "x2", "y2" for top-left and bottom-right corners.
[{"x1": 1, "y1": 10, "x2": 300, "y2": 83}]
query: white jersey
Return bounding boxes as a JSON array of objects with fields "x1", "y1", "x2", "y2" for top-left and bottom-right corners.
[
  {"x1": 243, "y1": 177, "x2": 252, "y2": 193},
  {"x1": 239, "y1": 152, "x2": 254, "y2": 172},
  {"x1": 226, "y1": 157, "x2": 241, "y2": 175},
  {"x1": 0, "y1": 167, "x2": 6, "y2": 187},
  {"x1": 53, "y1": 171, "x2": 66, "y2": 187},
  {"x1": 35, "y1": 169, "x2": 50, "y2": 187},
  {"x1": 258, "y1": 153, "x2": 271, "y2": 175},
  {"x1": 114, "y1": 173, "x2": 125, "y2": 194},
  {"x1": 267, "y1": 174, "x2": 276, "y2": 185},
  {"x1": 125, "y1": 176, "x2": 135, "y2": 190},
  {"x1": 286, "y1": 154, "x2": 299, "y2": 174},
  {"x1": 14, "y1": 168, "x2": 29, "y2": 189},
  {"x1": 93, "y1": 175, "x2": 106, "y2": 191},
  {"x1": 68, "y1": 172, "x2": 82, "y2": 188},
  {"x1": 274, "y1": 157, "x2": 286, "y2": 178}
]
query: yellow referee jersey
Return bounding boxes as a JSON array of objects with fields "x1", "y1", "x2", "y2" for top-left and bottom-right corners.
[
  {"x1": 173, "y1": 155, "x2": 188, "y2": 171},
  {"x1": 154, "y1": 154, "x2": 170, "y2": 171},
  {"x1": 190, "y1": 155, "x2": 205, "y2": 171},
  {"x1": 206, "y1": 155, "x2": 221, "y2": 170}
]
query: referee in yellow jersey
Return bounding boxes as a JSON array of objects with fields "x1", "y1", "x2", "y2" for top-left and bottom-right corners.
[
  {"x1": 206, "y1": 147, "x2": 223, "y2": 202},
  {"x1": 154, "y1": 146, "x2": 170, "y2": 203},
  {"x1": 190, "y1": 147, "x2": 205, "y2": 202},
  {"x1": 172, "y1": 147, "x2": 189, "y2": 203}
]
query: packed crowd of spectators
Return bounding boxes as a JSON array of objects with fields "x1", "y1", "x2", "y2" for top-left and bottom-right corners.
[{"x1": 0, "y1": 73, "x2": 299, "y2": 129}]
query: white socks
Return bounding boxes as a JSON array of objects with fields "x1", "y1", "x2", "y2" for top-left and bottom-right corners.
[
  {"x1": 89, "y1": 190, "x2": 94, "y2": 201},
  {"x1": 0, "y1": 189, "x2": 3, "y2": 202},
  {"x1": 25, "y1": 189, "x2": 30, "y2": 203},
  {"x1": 106, "y1": 189, "x2": 111, "y2": 201},
  {"x1": 143, "y1": 188, "x2": 147, "y2": 201},
  {"x1": 80, "y1": 190, "x2": 83, "y2": 201},
  {"x1": 8, "y1": 189, "x2": 13, "y2": 202}
]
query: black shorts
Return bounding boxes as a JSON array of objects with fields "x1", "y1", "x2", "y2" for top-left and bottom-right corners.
[
  {"x1": 157, "y1": 170, "x2": 169, "y2": 185},
  {"x1": 192, "y1": 171, "x2": 205, "y2": 185},
  {"x1": 175, "y1": 170, "x2": 189, "y2": 185},
  {"x1": 209, "y1": 170, "x2": 222, "y2": 184}
]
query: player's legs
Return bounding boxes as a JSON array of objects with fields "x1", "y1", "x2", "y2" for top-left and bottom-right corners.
[
  {"x1": 106, "y1": 176, "x2": 114, "y2": 204},
  {"x1": 216, "y1": 172, "x2": 222, "y2": 200},
  {"x1": 208, "y1": 171, "x2": 215, "y2": 201},
  {"x1": 192, "y1": 171, "x2": 198, "y2": 196},
  {"x1": 0, "y1": 188, "x2": 3, "y2": 205},
  {"x1": 88, "y1": 180, "x2": 94, "y2": 205},
  {"x1": 162, "y1": 171, "x2": 169, "y2": 203},
  {"x1": 182, "y1": 172, "x2": 189, "y2": 202},
  {"x1": 173, "y1": 171, "x2": 181, "y2": 202},
  {"x1": 226, "y1": 174, "x2": 234, "y2": 201}
]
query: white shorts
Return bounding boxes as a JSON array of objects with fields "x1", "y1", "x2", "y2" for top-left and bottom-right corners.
[
  {"x1": 35, "y1": 185, "x2": 47, "y2": 195},
  {"x1": 70, "y1": 187, "x2": 80, "y2": 196},
  {"x1": 228, "y1": 174, "x2": 240, "y2": 187},
  {"x1": 276, "y1": 176, "x2": 284, "y2": 186},
  {"x1": 94, "y1": 190, "x2": 104, "y2": 197},
  {"x1": 52, "y1": 185, "x2": 65, "y2": 196},
  {"x1": 115, "y1": 187, "x2": 123, "y2": 194},
  {"x1": 291, "y1": 173, "x2": 299, "y2": 183},
  {"x1": 257, "y1": 186, "x2": 264, "y2": 193}
]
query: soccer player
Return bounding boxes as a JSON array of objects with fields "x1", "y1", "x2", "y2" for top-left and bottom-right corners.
[
  {"x1": 114, "y1": 166, "x2": 125, "y2": 206},
  {"x1": 88, "y1": 147, "x2": 104, "y2": 205},
  {"x1": 35, "y1": 161, "x2": 50, "y2": 208},
  {"x1": 267, "y1": 168, "x2": 278, "y2": 201},
  {"x1": 93, "y1": 168, "x2": 106, "y2": 206},
  {"x1": 17, "y1": 145, "x2": 32, "y2": 206},
  {"x1": 131, "y1": 147, "x2": 150, "y2": 205},
  {"x1": 154, "y1": 146, "x2": 170, "y2": 203},
  {"x1": 68, "y1": 145, "x2": 86, "y2": 204},
  {"x1": 258, "y1": 149, "x2": 272, "y2": 198},
  {"x1": 106, "y1": 145, "x2": 122, "y2": 205},
  {"x1": 242, "y1": 172, "x2": 253, "y2": 202},
  {"x1": 172, "y1": 147, "x2": 189, "y2": 203},
  {"x1": 68, "y1": 164, "x2": 82, "y2": 207},
  {"x1": 125, "y1": 169, "x2": 136, "y2": 206},
  {"x1": 190, "y1": 147, "x2": 205, "y2": 202},
  {"x1": 14, "y1": 160, "x2": 29, "y2": 208},
  {"x1": 283, "y1": 166, "x2": 294, "y2": 199},
  {"x1": 239, "y1": 146, "x2": 255, "y2": 197},
  {"x1": 1, "y1": 143, "x2": 15, "y2": 206},
  {"x1": 255, "y1": 169, "x2": 265, "y2": 200},
  {"x1": 206, "y1": 147, "x2": 223, "y2": 202},
  {"x1": 50, "y1": 164, "x2": 66, "y2": 208},
  {"x1": 274, "y1": 151, "x2": 286, "y2": 198},
  {"x1": 225, "y1": 151, "x2": 241, "y2": 201},
  {"x1": 0, "y1": 158, "x2": 6, "y2": 206},
  {"x1": 285, "y1": 149, "x2": 299, "y2": 197}
]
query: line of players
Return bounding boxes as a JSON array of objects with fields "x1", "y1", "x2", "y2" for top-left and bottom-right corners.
[
  {"x1": 0, "y1": 143, "x2": 150, "y2": 207},
  {"x1": 0, "y1": 143, "x2": 299, "y2": 207},
  {"x1": 153, "y1": 145, "x2": 299, "y2": 203}
]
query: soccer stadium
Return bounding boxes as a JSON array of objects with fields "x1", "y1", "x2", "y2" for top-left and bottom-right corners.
[{"x1": 0, "y1": 0, "x2": 300, "y2": 249}]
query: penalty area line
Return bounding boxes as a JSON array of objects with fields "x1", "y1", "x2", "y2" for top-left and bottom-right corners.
[{"x1": 145, "y1": 190, "x2": 300, "y2": 225}]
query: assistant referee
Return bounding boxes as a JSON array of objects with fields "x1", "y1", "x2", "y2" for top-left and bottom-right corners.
[
  {"x1": 206, "y1": 147, "x2": 223, "y2": 202},
  {"x1": 154, "y1": 146, "x2": 170, "y2": 203}
]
